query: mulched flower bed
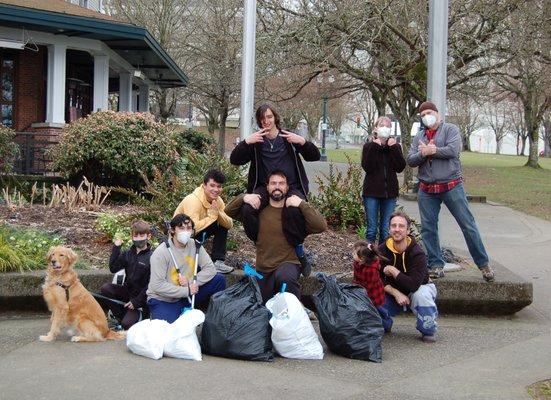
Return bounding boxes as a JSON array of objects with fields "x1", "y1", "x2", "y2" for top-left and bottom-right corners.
[{"x1": 1, "y1": 204, "x2": 359, "y2": 274}]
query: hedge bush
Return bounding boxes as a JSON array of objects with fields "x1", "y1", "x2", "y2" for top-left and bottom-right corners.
[
  {"x1": 50, "y1": 111, "x2": 180, "y2": 190},
  {"x1": 0, "y1": 124, "x2": 18, "y2": 173}
]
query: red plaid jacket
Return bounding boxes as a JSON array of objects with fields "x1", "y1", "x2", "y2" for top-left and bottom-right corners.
[
  {"x1": 419, "y1": 177, "x2": 462, "y2": 194},
  {"x1": 353, "y1": 259, "x2": 385, "y2": 307}
]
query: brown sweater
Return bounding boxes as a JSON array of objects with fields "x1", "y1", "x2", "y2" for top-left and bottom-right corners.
[{"x1": 226, "y1": 195, "x2": 327, "y2": 272}]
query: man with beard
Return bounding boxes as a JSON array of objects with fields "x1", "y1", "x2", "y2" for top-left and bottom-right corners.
[
  {"x1": 226, "y1": 170, "x2": 327, "y2": 303},
  {"x1": 378, "y1": 211, "x2": 438, "y2": 342}
]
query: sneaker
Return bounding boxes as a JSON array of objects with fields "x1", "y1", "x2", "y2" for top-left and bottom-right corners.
[
  {"x1": 295, "y1": 244, "x2": 312, "y2": 277},
  {"x1": 106, "y1": 310, "x2": 120, "y2": 330},
  {"x1": 429, "y1": 266, "x2": 445, "y2": 279},
  {"x1": 480, "y1": 266, "x2": 495, "y2": 282},
  {"x1": 422, "y1": 334, "x2": 437, "y2": 343},
  {"x1": 214, "y1": 260, "x2": 234, "y2": 274}
]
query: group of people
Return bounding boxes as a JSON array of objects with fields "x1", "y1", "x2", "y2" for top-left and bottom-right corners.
[{"x1": 99, "y1": 100, "x2": 495, "y2": 344}]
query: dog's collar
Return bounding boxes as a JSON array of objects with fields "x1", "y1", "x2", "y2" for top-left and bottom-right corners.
[{"x1": 55, "y1": 281, "x2": 71, "y2": 301}]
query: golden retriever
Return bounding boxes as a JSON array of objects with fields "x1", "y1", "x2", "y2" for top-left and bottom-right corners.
[{"x1": 40, "y1": 246, "x2": 125, "y2": 342}]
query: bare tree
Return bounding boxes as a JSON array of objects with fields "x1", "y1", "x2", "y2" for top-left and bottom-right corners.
[
  {"x1": 509, "y1": 101, "x2": 529, "y2": 155},
  {"x1": 489, "y1": 0, "x2": 551, "y2": 167},
  {"x1": 327, "y1": 96, "x2": 351, "y2": 149},
  {"x1": 484, "y1": 100, "x2": 512, "y2": 155},
  {"x1": 447, "y1": 92, "x2": 482, "y2": 152},
  {"x1": 258, "y1": 0, "x2": 524, "y2": 188}
]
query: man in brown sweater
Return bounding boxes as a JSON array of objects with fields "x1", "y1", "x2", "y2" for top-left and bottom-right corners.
[{"x1": 226, "y1": 170, "x2": 327, "y2": 303}]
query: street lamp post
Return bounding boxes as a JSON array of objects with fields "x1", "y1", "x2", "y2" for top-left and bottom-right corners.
[
  {"x1": 317, "y1": 72, "x2": 334, "y2": 162},
  {"x1": 321, "y1": 96, "x2": 328, "y2": 161}
]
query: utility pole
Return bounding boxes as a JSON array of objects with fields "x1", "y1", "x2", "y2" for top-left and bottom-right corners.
[
  {"x1": 240, "y1": 0, "x2": 257, "y2": 140},
  {"x1": 427, "y1": 0, "x2": 449, "y2": 121}
]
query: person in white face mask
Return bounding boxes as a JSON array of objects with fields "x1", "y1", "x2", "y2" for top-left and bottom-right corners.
[
  {"x1": 361, "y1": 116, "x2": 406, "y2": 244},
  {"x1": 407, "y1": 101, "x2": 495, "y2": 282},
  {"x1": 146, "y1": 214, "x2": 226, "y2": 323}
]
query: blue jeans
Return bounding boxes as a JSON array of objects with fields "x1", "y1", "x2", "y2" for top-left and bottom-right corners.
[
  {"x1": 363, "y1": 196, "x2": 397, "y2": 243},
  {"x1": 147, "y1": 273, "x2": 226, "y2": 323},
  {"x1": 418, "y1": 183, "x2": 489, "y2": 269}
]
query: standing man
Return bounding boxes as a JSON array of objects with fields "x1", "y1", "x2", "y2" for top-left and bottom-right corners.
[
  {"x1": 407, "y1": 101, "x2": 494, "y2": 282},
  {"x1": 378, "y1": 211, "x2": 438, "y2": 342},
  {"x1": 174, "y1": 169, "x2": 234, "y2": 274},
  {"x1": 226, "y1": 170, "x2": 327, "y2": 303},
  {"x1": 230, "y1": 104, "x2": 320, "y2": 276}
]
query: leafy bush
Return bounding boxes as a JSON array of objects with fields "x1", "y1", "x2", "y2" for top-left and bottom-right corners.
[
  {"x1": 0, "y1": 224, "x2": 64, "y2": 272},
  {"x1": 0, "y1": 124, "x2": 19, "y2": 173},
  {"x1": 50, "y1": 111, "x2": 179, "y2": 191},
  {"x1": 119, "y1": 144, "x2": 246, "y2": 225},
  {"x1": 95, "y1": 212, "x2": 160, "y2": 249},
  {"x1": 173, "y1": 128, "x2": 214, "y2": 153},
  {"x1": 311, "y1": 158, "x2": 364, "y2": 230}
]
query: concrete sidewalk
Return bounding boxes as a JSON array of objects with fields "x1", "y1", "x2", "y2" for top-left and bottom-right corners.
[{"x1": 1, "y1": 162, "x2": 550, "y2": 400}]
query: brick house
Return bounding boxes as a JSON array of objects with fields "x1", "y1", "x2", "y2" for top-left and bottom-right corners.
[{"x1": 0, "y1": 0, "x2": 188, "y2": 174}]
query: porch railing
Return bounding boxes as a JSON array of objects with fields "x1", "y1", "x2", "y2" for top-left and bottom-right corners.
[{"x1": 12, "y1": 132, "x2": 59, "y2": 175}]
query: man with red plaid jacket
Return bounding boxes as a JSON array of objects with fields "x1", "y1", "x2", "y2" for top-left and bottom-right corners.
[{"x1": 407, "y1": 100, "x2": 495, "y2": 282}]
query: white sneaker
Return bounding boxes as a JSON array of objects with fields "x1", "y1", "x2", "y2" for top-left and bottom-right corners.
[{"x1": 214, "y1": 260, "x2": 234, "y2": 273}]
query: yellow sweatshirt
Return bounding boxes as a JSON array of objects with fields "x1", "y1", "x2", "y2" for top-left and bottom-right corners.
[{"x1": 173, "y1": 185, "x2": 233, "y2": 232}]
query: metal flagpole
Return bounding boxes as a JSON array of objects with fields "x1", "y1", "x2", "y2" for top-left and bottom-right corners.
[
  {"x1": 240, "y1": 0, "x2": 257, "y2": 140},
  {"x1": 427, "y1": 0, "x2": 449, "y2": 121}
]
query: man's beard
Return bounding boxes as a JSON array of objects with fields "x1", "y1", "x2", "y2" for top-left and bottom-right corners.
[{"x1": 269, "y1": 189, "x2": 285, "y2": 201}]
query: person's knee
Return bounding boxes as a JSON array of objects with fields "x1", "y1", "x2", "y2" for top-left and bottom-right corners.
[
  {"x1": 100, "y1": 283, "x2": 114, "y2": 295},
  {"x1": 210, "y1": 273, "x2": 227, "y2": 291}
]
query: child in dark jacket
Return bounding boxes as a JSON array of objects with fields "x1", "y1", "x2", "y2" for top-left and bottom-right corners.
[
  {"x1": 99, "y1": 220, "x2": 153, "y2": 330},
  {"x1": 352, "y1": 240, "x2": 393, "y2": 332}
]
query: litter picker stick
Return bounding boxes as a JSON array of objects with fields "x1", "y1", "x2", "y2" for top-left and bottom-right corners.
[
  {"x1": 92, "y1": 292, "x2": 143, "y2": 322},
  {"x1": 164, "y1": 221, "x2": 190, "y2": 301},
  {"x1": 190, "y1": 232, "x2": 207, "y2": 309}
]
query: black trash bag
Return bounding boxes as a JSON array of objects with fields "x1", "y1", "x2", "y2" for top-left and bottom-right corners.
[
  {"x1": 313, "y1": 273, "x2": 384, "y2": 362},
  {"x1": 201, "y1": 276, "x2": 273, "y2": 361}
]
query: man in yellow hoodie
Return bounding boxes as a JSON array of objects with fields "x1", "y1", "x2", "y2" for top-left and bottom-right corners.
[{"x1": 174, "y1": 169, "x2": 234, "y2": 273}]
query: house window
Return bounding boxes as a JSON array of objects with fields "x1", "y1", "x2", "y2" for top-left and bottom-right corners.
[{"x1": 0, "y1": 50, "x2": 15, "y2": 127}]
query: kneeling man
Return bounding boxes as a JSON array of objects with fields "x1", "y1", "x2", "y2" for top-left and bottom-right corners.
[
  {"x1": 226, "y1": 170, "x2": 327, "y2": 303},
  {"x1": 147, "y1": 214, "x2": 226, "y2": 323},
  {"x1": 174, "y1": 169, "x2": 234, "y2": 273},
  {"x1": 378, "y1": 211, "x2": 439, "y2": 342}
]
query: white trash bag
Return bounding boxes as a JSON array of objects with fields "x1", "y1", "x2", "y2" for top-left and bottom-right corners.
[
  {"x1": 266, "y1": 292, "x2": 324, "y2": 360},
  {"x1": 126, "y1": 319, "x2": 170, "y2": 360},
  {"x1": 164, "y1": 309, "x2": 205, "y2": 361}
]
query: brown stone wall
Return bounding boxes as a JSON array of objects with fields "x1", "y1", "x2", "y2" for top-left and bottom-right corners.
[{"x1": 14, "y1": 46, "x2": 47, "y2": 131}]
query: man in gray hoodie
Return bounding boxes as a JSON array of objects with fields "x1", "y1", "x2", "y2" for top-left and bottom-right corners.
[
  {"x1": 146, "y1": 214, "x2": 226, "y2": 323},
  {"x1": 407, "y1": 101, "x2": 495, "y2": 282}
]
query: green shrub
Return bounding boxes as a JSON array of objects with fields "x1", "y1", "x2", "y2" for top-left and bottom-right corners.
[
  {"x1": 311, "y1": 158, "x2": 364, "y2": 230},
  {"x1": 173, "y1": 128, "x2": 214, "y2": 153},
  {"x1": 50, "y1": 111, "x2": 179, "y2": 191},
  {"x1": 95, "y1": 212, "x2": 160, "y2": 249},
  {"x1": 0, "y1": 124, "x2": 19, "y2": 173},
  {"x1": 120, "y1": 144, "x2": 246, "y2": 225},
  {"x1": 0, "y1": 224, "x2": 64, "y2": 272}
]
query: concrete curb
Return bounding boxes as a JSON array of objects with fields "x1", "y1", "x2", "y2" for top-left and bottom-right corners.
[{"x1": 0, "y1": 259, "x2": 532, "y2": 315}]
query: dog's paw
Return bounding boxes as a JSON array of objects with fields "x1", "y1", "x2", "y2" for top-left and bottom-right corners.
[
  {"x1": 39, "y1": 335, "x2": 53, "y2": 342},
  {"x1": 70, "y1": 336, "x2": 80, "y2": 342}
]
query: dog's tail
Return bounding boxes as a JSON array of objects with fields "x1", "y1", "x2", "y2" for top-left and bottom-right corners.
[{"x1": 105, "y1": 329, "x2": 126, "y2": 341}]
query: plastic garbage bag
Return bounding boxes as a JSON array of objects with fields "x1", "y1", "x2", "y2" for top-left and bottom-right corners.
[
  {"x1": 164, "y1": 309, "x2": 205, "y2": 361},
  {"x1": 313, "y1": 273, "x2": 384, "y2": 362},
  {"x1": 266, "y1": 292, "x2": 324, "y2": 360},
  {"x1": 201, "y1": 277, "x2": 273, "y2": 361},
  {"x1": 126, "y1": 319, "x2": 170, "y2": 360}
]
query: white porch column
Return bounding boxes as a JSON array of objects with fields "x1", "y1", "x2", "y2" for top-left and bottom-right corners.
[
  {"x1": 119, "y1": 72, "x2": 132, "y2": 111},
  {"x1": 138, "y1": 84, "x2": 150, "y2": 112},
  {"x1": 46, "y1": 44, "x2": 67, "y2": 124},
  {"x1": 93, "y1": 55, "x2": 109, "y2": 112}
]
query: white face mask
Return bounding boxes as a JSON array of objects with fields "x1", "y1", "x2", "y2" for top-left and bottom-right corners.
[
  {"x1": 377, "y1": 127, "x2": 391, "y2": 139},
  {"x1": 422, "y1": 114, "x2": 437, "y2": 128},
  {"x1": 176, "y1": 231, "x2": 192, "y2": 245}
]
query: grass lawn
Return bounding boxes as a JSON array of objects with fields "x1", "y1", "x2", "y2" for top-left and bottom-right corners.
[{"x1": 327, "y1": 148, "x2": 551, "y2": 220}]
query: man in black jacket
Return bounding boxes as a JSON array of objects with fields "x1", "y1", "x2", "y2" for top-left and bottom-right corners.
[
  {"x1": 230, "y1": 104, "x2": 320, "y2": 275},
  {"x1": 378, "y1": 211, "x2": 439, "y2": 342},
  {"x1": 99, "y1": 220, "x2": 153, "y2": 329}
]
